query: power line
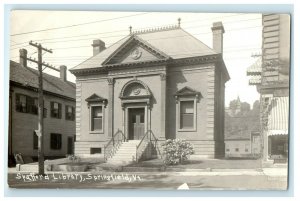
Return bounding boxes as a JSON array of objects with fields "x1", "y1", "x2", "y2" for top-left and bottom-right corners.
[
  {"x1": 10, "y1": 15, "x2": 260, "y2": 47},
  {"x1": 10, "y1": 24, "x2": 262, "y2": 52},
  {"x1": 10, "y1": 12, "x2": 149, "y2": 37}
]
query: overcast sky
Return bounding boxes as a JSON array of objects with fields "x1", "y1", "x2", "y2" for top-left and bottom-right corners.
[{"x1": 10, "y1": 11, "x2": 262, "y2": 107}]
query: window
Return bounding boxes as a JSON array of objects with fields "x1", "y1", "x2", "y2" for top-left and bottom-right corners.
[
  {"x1": 175, "y1": 87, "x2": 200, "y2": 132},
  {"x1": 235, "y1": 148, "x2": 239, "y2": 152},
  {"x1": 33, "y1": 131, "x2": 38, "y2": 150},
  {"x1": 226, "y1": 148, "x2": 230, "y2": 152},
  {"x1": 51, "y1": 102, "x2": 62, "y2": 119},
  {"x1": 65, "y1": 105, "x2": 75, "y2": 121},
  {"x1": 31, "y1": 98, "x2": 38, "y2": 114},
  {"x1": 91, "y1": 106, "x2": 103, "y2": 131},
  {"x1": 180, "y1": 101, "x2": 194, "y2": 129},
  {"x1": 16, "y1": 94, "x2": 27, "y2": 113},
  {"x1": 90, "y1": 148, "x2": 102, "y2": 154},
  {"x1": 50, "y1": 133, "x2": 62, "y2": 150}
]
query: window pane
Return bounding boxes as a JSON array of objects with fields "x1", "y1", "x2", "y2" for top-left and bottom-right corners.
[
  {"x1": 180, "y1": 101, "x2": 194, "y2": 129},
  {"x1": 93, "y1": 106, "x2": 102, "y2": 117},
  {"x1": 180, "y1": 114, "x2": 194, "y2": 128},
  {"x1": 93, "y1": 117, "x2": 103, "y2": 130},
  {"x1": 68, "y1": 106, "x2": 72, "y2": 113},
  {"x1": 181, "y1": 101, "x2": 194, "y2": 114},
  {"x1": 54, "y1": 102, "x2": 59, "y2": 109}
]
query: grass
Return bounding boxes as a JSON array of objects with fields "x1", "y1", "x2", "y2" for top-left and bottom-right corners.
[{"x1": 127, "y1": 158, "x2": 262, "y2": 169}]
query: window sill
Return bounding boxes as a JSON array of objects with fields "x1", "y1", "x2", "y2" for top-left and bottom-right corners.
[
  {"x1": 177, "y1": 128, "x2": 197, "y2": 132},
  {"x1": 89, "y1": 131, "x2": 104, "y2": 134}
]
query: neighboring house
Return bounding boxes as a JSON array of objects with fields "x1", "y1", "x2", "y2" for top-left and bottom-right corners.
[
  {"x1": 247, "y1": 14, "x2": 290, "y2": 164},
  {"x1": 8, "y1": 50, "x2": 76, "y2": 165},
  {"x1": 70, "y1": 21, "x2": 230, "y2": 161},
  {"x1": 225, "y1": 97, "x2": 261, "y2": 158},
  {"x1": 225, "y1": 132, "x2": 262, "y2": 158}
]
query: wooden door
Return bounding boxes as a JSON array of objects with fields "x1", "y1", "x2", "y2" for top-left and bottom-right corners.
[{"x1": 128, "y1": 108, "x2": 145, "y2": 140}]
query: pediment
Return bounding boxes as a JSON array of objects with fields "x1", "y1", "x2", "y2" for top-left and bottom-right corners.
[
  {"x1": 102, "y1": 35, "x2": 170, "y2": 66},
  {"x1": 85, "y1": 93, "x2": 107, "y2": 103},
  {"x1": 175, "y1": 86, "x2": 201, "y2": 97}
]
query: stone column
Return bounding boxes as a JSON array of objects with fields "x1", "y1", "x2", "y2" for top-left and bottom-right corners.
[
  {"x1": 107, "y1": 78, "x2": 114, "y2": 140},
  {"x1": 160, "y1": 73, "x2": 166, "y2": 140}
]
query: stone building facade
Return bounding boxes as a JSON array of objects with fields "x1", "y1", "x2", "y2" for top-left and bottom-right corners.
[{"x1": 70, "y1": 21, "x2": 229, "y2": 160}]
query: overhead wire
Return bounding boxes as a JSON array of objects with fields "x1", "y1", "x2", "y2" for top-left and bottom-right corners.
[{"x1": 10, "y1": 12, "x2": 149, "y2": 37}]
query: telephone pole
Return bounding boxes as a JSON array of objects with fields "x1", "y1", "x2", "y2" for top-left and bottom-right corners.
[{"x1": 26, "y1": 41, "x2": 59, "y2": 175}]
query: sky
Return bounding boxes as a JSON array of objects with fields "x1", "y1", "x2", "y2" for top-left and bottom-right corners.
[{"x1": 10, "y1": 11, "x2": 262, "y2": 107}]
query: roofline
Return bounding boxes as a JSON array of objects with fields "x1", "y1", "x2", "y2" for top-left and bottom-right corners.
[
  {"x1": 10, "y1": 81, "x2": 75, "y2": 101},
  {"x1": 70, "y1": 54, "x2": 222, "y2": 76}
]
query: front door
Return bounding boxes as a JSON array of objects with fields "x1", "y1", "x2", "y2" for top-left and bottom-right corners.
[
  {"x1": 67, "y1": 137, "x2": 74, "y2": 155},
  {"x1": 128, "y1": 108, "x2": 145, "y2": 140}
]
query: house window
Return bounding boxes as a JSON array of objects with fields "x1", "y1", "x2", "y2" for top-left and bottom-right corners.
[
  {"x1": 50, "y1": 133, "x2": 62, "y2": 150},
  {"x1": 180, "y1": 101, "x2": 194, "y2": 129},
  {"x1": 15, "y1": 94, "x2": 40, "y2": 115},
  {"x1": 235, "y1": 148, "x2": 239, "y2": 152},
  {"x1": 33, "y1": 131, "x2": 38, "y2": 150},
  {"x1": 51, "y1": 102, "x2": 62, "y2": 119},
  {"x1": 65, "y1": 105, "x2": 75, "y2": 121},
  {"x1": 31, "y1": 98, "x2": 38, "y2": 114},
  {"x1": 91, "y1": 106, "x2": 103, "y2": 131},
  {"x1": 16, "y1": 94, "x2": 27, "y2": 113},
  {"x1": 226, "y1": 148, "x2": 230, "y2": 152}
]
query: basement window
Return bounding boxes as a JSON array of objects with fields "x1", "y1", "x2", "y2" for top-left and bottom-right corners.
[{"x1": 90, "y1": 148, "x2": 102, "y2": 154}]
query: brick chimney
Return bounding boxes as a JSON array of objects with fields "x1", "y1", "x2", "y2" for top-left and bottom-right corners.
[
  {"x1": 19, "y1": 49, "x2": 28, "y2": 67},
  {"x1": 60, "y1": 65, "x2": 67, "y2": 82},
  {"x1": 91, "y1": 39, "x2": 106, "y2": 56},
  {"x1": 211, "y1": 22, "x2": 225, "y2": 54}
]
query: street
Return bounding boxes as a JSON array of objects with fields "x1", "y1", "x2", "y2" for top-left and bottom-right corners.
[{"x1": 7, "y1": 171, "x2": 287, "y2": 190}]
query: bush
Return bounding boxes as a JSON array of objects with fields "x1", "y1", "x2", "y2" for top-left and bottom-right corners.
[
  {"x1": 66, "y1": 154, "x2": 81, "y2": 163},
  {"x1": 161, "y1": 139, "x2": 194, "y2": 165}
]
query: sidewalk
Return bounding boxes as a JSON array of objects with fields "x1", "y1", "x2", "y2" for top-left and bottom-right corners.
[{"x1": 7, "y1": 158, "x2": 288, "y2": 178}]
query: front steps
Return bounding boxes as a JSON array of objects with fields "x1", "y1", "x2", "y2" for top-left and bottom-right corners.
[{"x1": 106, "y1": 140, "x2": 141, "y2": 165}]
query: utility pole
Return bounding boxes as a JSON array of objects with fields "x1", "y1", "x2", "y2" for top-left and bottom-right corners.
[{"x1": 26, "y1": 41, "x2": 59, "y2": 175}]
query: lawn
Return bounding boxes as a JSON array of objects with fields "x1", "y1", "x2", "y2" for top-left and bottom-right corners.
[{"x1": 127, "y1": 158, "x2": 262, "y2": 169}]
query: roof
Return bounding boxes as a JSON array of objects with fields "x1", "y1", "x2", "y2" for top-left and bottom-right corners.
[
  {"x1": 225, "y1": 132, "x2": 251, "y2": 141},
  {"x1": 267, "y1": 97, "x2": 289, "y2": 135},
  {"x1": 71, "y1": 26, "x2": 217, "y2": 71},
  {"x1": 10, "y1": 60, "x2": 75, "y2": 99}
]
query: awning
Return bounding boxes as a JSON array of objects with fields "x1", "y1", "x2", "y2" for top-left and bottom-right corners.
[
  {"x1": 268, "y1": 97, "x2": 289, "y2": 136},
  {"x1": 247, "y1": 57, "x2": 262, "y2": 75}
]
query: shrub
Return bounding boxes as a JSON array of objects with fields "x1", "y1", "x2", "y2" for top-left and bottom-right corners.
[
  {"x1": 66, "y1": 154, "x2": 81, "y2": 163},
  {"x1": 161, "y1": 139, "x2": 194, "y2": 165}
]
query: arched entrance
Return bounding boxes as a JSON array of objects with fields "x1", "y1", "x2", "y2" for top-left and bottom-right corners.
[{"x1": 119, "y1": 79, "x2": 151, "y2": 140}]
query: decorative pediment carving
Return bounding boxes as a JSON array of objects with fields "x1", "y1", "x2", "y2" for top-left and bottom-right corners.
[
  {"x1": 102, "y1": 35, "x2": 170, "y2": 66},
  {"x1": 85, "y1": 93, "x2": 107, "y2": 107},
  {"x1": 120, "y1": 79, "x2": 151, "y2": 99},
  {"x1": 174, "y1": 86, "x2": 202, "y2": 101}
]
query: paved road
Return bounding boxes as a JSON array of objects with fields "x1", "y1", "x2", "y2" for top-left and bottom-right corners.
[{"x1": 7, "y1": 172, "x2": 287, "y2": 190}]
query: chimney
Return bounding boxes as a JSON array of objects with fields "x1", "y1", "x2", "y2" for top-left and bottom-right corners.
[
  {"x1": 211, "y1": 22, "x2": 225, "y2": 54},
  {"x1": 60, "y1": 65, "x2": 67, "y2": 82},
  {"x1": 91, "y1": 39, "x2": 106, "y2": 56},
  {"x1": 19, "y1": 49, "x2": 28, "y2": 67}
]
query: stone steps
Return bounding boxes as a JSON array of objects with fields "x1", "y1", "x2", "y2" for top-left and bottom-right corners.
[{"x1": 106, "y1": 140, "x2": 141, "y2": 165}]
